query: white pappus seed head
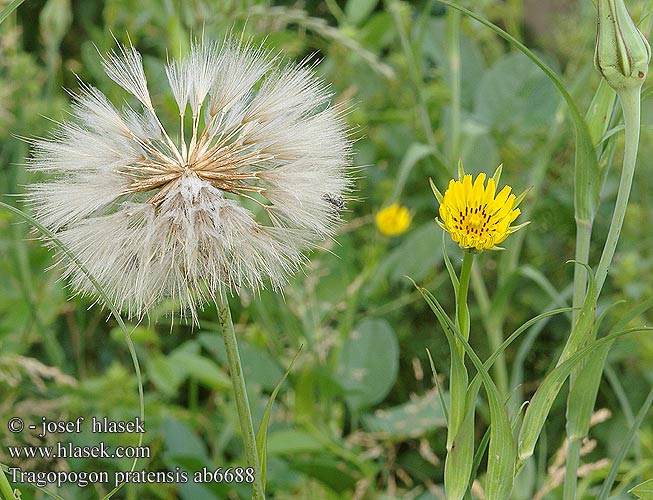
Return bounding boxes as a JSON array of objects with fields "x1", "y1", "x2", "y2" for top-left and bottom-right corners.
[{"x1": 27, "y1": 36, "x2": 353, "y2": 322}]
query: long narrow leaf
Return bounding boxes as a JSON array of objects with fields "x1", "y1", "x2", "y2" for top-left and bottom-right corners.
[
  {"x1": 0, "y1": 0, "x2": 25, "y2": 24},
  {"x1": 416, "y1": 284, "x2": 515, "y2": 499},
  {"x1": 256, "y1": 346, "x2": 303, "y2": 491},
  {"x1": 426, "y1": 348, "x2": 450, "y2": 425},
  {"x1": 517, "y1": 326, "x2": 653, "y2": 465},
  {"x1": 602, "y1": 384, "x2": 653, "y2": 500}
]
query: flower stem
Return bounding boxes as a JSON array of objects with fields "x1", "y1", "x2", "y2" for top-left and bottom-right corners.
[
  {"x1": 456, "y1": 251, "x2": 474, "y2": 343},
  {"x1": 571, "y1": 217, "x2": 593, "y2": 325},
  {"x1": 563, "y1": 437, "x2": 583, "y2": 500},
  {"x1": 216, "y1": 294, "x2": 265, "y2": 500},
  {"x1": 594, "y1": 87, "x2": 641, "y2": 299},
  {"x1": 564, "y1": 86, "x2": 642, "y2": 500}
]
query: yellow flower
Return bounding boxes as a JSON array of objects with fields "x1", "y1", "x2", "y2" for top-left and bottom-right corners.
[
  {"x1": 375, "y1": 203, "x2": 412, "y2": 237},
  {"x1": 431, "y1": 164, "x2": 529, "y2": 251}
]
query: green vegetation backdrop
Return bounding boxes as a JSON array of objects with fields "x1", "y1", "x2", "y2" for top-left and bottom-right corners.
[{"x1": 1, "y1": 0, "x2": 652, "y2": 499}]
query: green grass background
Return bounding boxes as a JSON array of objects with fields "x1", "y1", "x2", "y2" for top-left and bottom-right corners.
[{"x1": 1, "y1": 0, "x2": 652, "y2": 499}]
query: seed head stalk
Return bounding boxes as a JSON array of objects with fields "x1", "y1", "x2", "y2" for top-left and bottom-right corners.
[
  {"x1": 216, "y1": 294, "x2": 265, "y2": 500},
  {"x1": 565, "y1": 0, "x2": 648, "y2": 492},
  {"x1": 593, "y1": 87, "x2": 641, "y2": 299},
  {"x1": 564, "y1": 86, "x2": 643, "y2": 500}
]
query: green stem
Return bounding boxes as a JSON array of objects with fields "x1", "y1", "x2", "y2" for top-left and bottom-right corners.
[
  {"x1": 0, "y1": 465, "x2": 15, "y2": 499},
  {"x1": 594, "y1": 87, "x2": 641, "y2": 300},
  {"x1": 571, "y1": 218, "x2": 593, "y2": 325},
  {"x1": 216, "y1": 295, "x2": 265, "y2": 500},
  {"x1": 563, "y1": 437, "x2": 582, "y2": 500},
  {"x1": 456, "y1": 251, "x2": 474, "y2": 342},
  {"x1": 564, "y1": 86, "x2": 642, "y2": 500}
]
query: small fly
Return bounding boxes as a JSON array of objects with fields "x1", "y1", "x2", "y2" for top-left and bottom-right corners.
[{"x1": 322, "y1": 193, "x2": 345, "y2": 211}]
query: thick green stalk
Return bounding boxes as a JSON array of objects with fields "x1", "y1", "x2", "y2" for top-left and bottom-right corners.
[
  {"x1": 571, "y1": 218, "x2": 593, "y2": 325},
  {"x1": 216, "y1": 295, "x2": 265, "y2": 500},
  {"x1": 456, "y1": 251, "x2": 474, "y2": 343},
  {"x1": 594, "y1": 87, "x2": 641, "y2": 299},
  {"x1": 563, "y1": 437, "x2": 583, "y2": 500},
  {"x1": 564, "y1": 86, "x2": 642, "y2": 500}
]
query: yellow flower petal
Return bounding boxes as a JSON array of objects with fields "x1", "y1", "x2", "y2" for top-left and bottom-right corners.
[{"x1": 433, "y1": 168, "x2": 528, "y2": 251}]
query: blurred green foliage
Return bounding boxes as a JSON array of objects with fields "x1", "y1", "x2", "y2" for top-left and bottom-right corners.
[{"x1": 1, "y1": 0, "x2": 652, "y2": 499}]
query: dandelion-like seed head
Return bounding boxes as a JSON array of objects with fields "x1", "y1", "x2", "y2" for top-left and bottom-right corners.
[
  {"x1": 27, "y1": 37, "x2": 352, "y2": 321},
  {"x1": 431, "y1": 163, "x2": 528, "y2": 251}
]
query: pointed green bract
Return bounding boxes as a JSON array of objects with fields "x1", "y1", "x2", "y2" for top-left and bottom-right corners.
[
  {"x1": 430, "y1": 177, "x2": 444, "y2": 204},
  {"x1": 491, "y1": 163, "x2": 503, "y2": 185}
]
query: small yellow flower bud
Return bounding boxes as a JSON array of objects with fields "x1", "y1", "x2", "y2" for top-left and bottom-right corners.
[
  {"x1": 375, "y1": 203, "x2": 411, "y2": 236},
  {"x1": 595, "y1": 0, "x2": 651, "y2": 91}
]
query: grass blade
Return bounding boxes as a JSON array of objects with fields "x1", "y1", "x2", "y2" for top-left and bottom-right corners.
[
  {"x1": 0, "y1": 0, "x2": 25, "y2": 25},
  {"x1": 256, "y1": 345, "x2": 303, "y2": 491}
]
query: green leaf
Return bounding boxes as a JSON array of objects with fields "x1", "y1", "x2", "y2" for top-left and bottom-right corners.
[
  {"x1": 585, "y1": 78, "x2": 617, "y2": 147},
  {"x1": 517, "y1": 325, "x2": 653, "y2": 465},
  {"x1": 362, "y1": 390, "x2": 447, "y2": 438},
  {"x1": 442, "y1": 324, "x2": 469, "y2": 451},
  {"x1": 598, "y1": 380, "x2": 653, "y2": 500},
  {"x1": 0, "y1": 0, "x2": 26, "y2": 25},
  {"x1": 256, "y1": 347, "x2": 302, "y2": 491},
  {"x1": 287, "y1": 455, "x2": 358, "y2": 493},
  {"x1": 266, "y1": 429, "x2": 324, "y2": 455},
  {"x1": 630, "y1": 479, "x2": 653, "y2": 499},
  {"x1": 566, "y1": 341, "x2": 612, "y2": 439},
  {"x1": 369, "y1": 222, "x2": 443, "y2": 289},
  {"x1": 415, "y1": 283, "x2": 514, "y2": 500},
  {"x1": 337, "y1": 318, "x2": 399, "y2": 410},
  {"x1": 345, "y1": 0, "x2": 380, "y2": 26},
  {"x1": 171, "y1": 351, "x2": 232, "y2": 391},
  {"x1": 558, "y1": 262, "x2": 597, "y2": 365},
  {"x1": 444, "y1": 407, "x2": 475, "y2": 500},
  {"x1": 162, "y1": 418, "x2": 210, "y2": 463},
  {"x1": 475, "y1": 52, "x2": 558, "y2": 133},
  {"x1": 147, "y1": 355, "x2": 185, "y2": 397},
  {"x1": 426, "y1": 348, "x2": 450, "y2": 425}
]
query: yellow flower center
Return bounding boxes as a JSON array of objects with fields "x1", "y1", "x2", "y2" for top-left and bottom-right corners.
[{"x1": 438, "y1": 173, "x2": 521, "y2": 251}]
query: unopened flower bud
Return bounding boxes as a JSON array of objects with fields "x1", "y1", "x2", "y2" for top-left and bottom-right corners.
[{"x1": 595, "y1": 0, "x2": 651, "y2": 91}]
